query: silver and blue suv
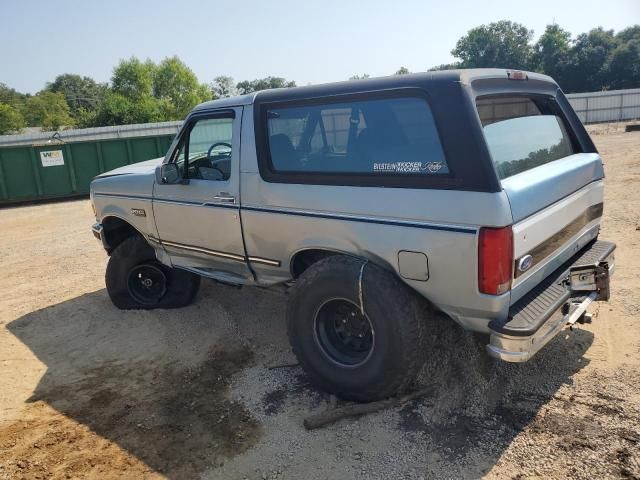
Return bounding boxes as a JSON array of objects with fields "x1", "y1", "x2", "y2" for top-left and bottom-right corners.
[{"x1": 91, "y1": 69, "x2": 615, "y2": 401}]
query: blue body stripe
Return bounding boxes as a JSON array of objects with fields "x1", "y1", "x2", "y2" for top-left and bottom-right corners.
[
  {"x1": 95, "y1": 192, "x2": 238, "y2": 209},
  {"x1": 242, "y1": 205, "x2": 476, "y2": 234},
  {"x1": 154, "y1": 198, "x2": 239, "y2": 209},
  {"x1": 95, "y1": 192, "x2": 476, "y2": 234}
]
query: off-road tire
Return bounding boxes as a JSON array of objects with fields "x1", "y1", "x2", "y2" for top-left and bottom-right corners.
[
  {"x1": 287, "y1": 255, "x2": 428, "y2": 402},
  {"x1": 105, "y1": 236, "x2": 200, "y2": 310}
]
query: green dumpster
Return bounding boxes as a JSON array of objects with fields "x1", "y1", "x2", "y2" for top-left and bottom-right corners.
[{"x1": 0, "y1": 122, "x2": 179, "y2": 205}]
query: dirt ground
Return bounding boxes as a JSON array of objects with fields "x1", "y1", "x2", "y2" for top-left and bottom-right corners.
[{"x1": 0, "y1": 125, "x2": 639, "y2": 480}]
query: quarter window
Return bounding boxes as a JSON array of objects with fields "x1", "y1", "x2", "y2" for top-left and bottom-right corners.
[{"x1": 266, "y1": 97, "x2": 448, "y2": 176}]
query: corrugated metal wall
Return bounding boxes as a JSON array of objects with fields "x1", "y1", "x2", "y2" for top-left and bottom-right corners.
[{"x1": 566, "y1": 88, "x2": 640, "y2": 124}]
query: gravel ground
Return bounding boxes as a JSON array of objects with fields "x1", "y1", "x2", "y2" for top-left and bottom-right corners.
[{"x1": 0, "y1": 125, "x2": 639, "y2": 479}]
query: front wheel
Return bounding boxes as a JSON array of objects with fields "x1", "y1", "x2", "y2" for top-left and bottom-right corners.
[
  {"x1": 286, "y1": 256, "x2": 428, "y2": 402},
  {"x1": 105, "y1": 236, "x2": 200, "y2": 310}
]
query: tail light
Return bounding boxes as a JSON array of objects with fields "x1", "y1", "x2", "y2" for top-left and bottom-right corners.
[{"x1": 478, "y1": 226, "x2": 513, "y2": 295}]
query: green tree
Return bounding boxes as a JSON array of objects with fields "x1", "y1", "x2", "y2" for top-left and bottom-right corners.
[
  {"x1": 0, "y1": 103, "x2": 26, "y2": 134},
  {"x1": 21, "y1": 91, "x2": 74, "y2": 131},
  {"x1": 92, "y1": 91, "x2": 163, "y2": 126},
  {"x1": 96, "y1": 57, "x2": 163, "y2": 126},
  {"x1": 562, "y1": 27, "x2": 618, "y2": 92},
  {"x1": 607, "y1": 37, "x2": 640, "y2": 89},
  {"x1": 91, "y1": 56, "x2": 212, "y2": 126},
  {"x1": 348, "y1": 74, "x2": 370, "y2": 80},
  {"x1": 111, "y1": 57, "x2": 156, "y2": 98},
  {"x1": 606, "y1": 25, "x2": 640, "y2": 90},
  {"x1": 73, "y1": 108, "x2": 99, "y2": 129},
  {"x1": 210, "y1": 75, "x2": 237, "y2": 98},
  {"x1": 616, "y1": 25, "x2": 640, "y2": 43},
  {"x1": 0, "y1": 83, "x2": 26, "y2": 105},
  {"x1": 45, "y1": 74, "x2": 106, "y2": 119},
  {"x1": 154, "y1": 56, "x2": 211, "y2": 118},
  {"x1": 236, "y1": 76, "x2": 296, "y2": 94},
  {"x1": 395, "y1": 67, "x2": 410, "y2": 75},
  {"x1": 533, "y1": 24, "x2": 572, "y2": 83},
  {"x1": 427, "y1": 63, "x2": 460, "y2": 71},
  {"x1": 452, "y1": 20, "x2": 534, "y2": 69}
]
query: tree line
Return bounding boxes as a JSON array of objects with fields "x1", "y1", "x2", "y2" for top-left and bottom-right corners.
[
  {"x1": 433, "y1": 21, "x2": 640, "y2": 93},
  {"x1": 0, "y1": 21, "x2": 638, "y2": 135},
  {"x1": 0, "y1": 57, "x2": 300, "y2": 135}
]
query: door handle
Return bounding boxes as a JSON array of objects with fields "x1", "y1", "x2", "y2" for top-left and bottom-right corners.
[{"x1": 213, "y1": 193, "x2": 236, "y2": 203}]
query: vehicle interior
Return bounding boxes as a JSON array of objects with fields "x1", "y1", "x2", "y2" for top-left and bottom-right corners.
[
  {"x1": 267, "y1": 98, "x2": 442, "y2": 174},
  {"x1": 187, "y1": 142, "x2": 232, "y2": 181}
]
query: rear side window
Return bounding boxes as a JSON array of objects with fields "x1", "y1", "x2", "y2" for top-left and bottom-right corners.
[
  {"x1": 265, "y1": 96, "x2": 449, "y2": 176},
  {"x1": 477, "y1": 96, "x2": 577, "y2": 180}
]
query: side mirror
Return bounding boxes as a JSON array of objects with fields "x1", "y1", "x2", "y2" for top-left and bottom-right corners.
[{"x1": 156, "y1": 164, "x2": 182, "y2": 185}]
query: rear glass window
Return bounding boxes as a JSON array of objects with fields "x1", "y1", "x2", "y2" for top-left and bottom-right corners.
[
  {"x1": 266, "y1": 97, "x2": 449, "y2": 175},
  {"x1": 477, "y1": 96, "x2": 576, "y2": 180}
]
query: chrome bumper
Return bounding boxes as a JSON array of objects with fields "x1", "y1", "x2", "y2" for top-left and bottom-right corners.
[
  {"x1": 487, "y1": 246, "x2": 615, "y2": 363},
  {"x1": 92, "y1": 223, "x2": 110, "y2": 252},
  {"x1": 487, "y1": 291, "x2": 598, "y2": 362},
  {"x1": 92, "y1": 222, "x2": 103, "y2": 241}
]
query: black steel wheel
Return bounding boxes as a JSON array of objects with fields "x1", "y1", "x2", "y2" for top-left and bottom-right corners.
[
  {"x1": 287, "y1": 255, "x2": 428, "y2": 402},
  {"x1": 126, "y1": 263, "x2": 168, "y2": 306},
  {"x1": 106, "y1": 236, "x2": 200, "y2": 310},
  {"x1": 314, "y1": 298, "x2": 374, "y2": 367}
]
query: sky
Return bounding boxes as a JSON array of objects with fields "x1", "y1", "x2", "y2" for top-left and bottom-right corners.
[{"x1": 1, "y1": 0, "x2": 639, "y2": 94}]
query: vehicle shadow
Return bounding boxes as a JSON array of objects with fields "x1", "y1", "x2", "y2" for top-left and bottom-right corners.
[
  {"x1": 3, "y1": 283, "x2": 594, "y2": 479},
  {"x1": 391, "y1": 314, "x2": 596, "y2": 477},
  {"x1": 3, "y1": 285, "x2": 270, "y2": 478}
]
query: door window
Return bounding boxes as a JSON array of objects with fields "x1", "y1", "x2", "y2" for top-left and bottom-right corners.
[{"x1": 174, "y1": 117, "x2": 233, "y2": 181}]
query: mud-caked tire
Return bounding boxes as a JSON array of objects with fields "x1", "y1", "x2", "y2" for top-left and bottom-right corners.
[
  {"x1": 105, "y1": 236, "x2": 200, "y2": 310},
  {"x1": 287, "y1": 255, "x2": 428, "y2": 402}
]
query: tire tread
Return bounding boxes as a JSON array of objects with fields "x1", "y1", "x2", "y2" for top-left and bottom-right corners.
[{"x1": 287, "y1": 255, "x2": 429, "y2": 402}]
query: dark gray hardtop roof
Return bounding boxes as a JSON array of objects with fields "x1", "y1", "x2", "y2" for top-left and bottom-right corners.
[
  {"x1": 190, "y1": 68, "x2": 586, "y2": 195},
  {"x1": 193, "y1": 69, "x2": 556, "y2": 112}
]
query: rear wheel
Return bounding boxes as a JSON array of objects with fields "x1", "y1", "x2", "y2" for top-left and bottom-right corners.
[
  {"x1": 287, "y1": 256, "x2": 428, "y2": 402},
  {"x1": 106, "y1": 236, "x2": 200, "y2": 310},
  {"x1": 314, "y1": 298, "x2": 375, "y2": 367}
]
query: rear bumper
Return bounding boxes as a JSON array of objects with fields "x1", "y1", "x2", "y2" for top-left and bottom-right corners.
[{"x1": 487, "y1": 240, "x2": 615, "y2": 362}]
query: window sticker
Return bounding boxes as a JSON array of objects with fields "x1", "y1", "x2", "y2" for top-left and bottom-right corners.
[{"x1": 373, "y1": 161, "x2": 446, "y2": 174}]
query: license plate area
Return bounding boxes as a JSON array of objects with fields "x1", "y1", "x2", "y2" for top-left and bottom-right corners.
[
  {"x1": 569, "y1": 256, "x2": 612, "y2": 301},
  {"x1": 569, "y1": 265, "x2": 599, "y2": 290}
]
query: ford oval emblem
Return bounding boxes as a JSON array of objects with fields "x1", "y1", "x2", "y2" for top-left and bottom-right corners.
[{"x1": 518, "y1": 254, "x2": 534, "y2": 272}]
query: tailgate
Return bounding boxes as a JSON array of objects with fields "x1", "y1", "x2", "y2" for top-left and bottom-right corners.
[
  {"x1": 475, "y1": 93, "x2": 605, "y2": 304},
  {"x1": 505, "y1": 159, "x2": 604, "y2": 303}
]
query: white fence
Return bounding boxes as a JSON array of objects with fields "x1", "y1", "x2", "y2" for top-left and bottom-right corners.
[{"x1": 566, "y1": 88, "x2": 640, "y2": 124}]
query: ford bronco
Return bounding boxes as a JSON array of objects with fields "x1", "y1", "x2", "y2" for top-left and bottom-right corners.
[{"x1": 91, "y1": 69, "x2": 615, "y2": 401}]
